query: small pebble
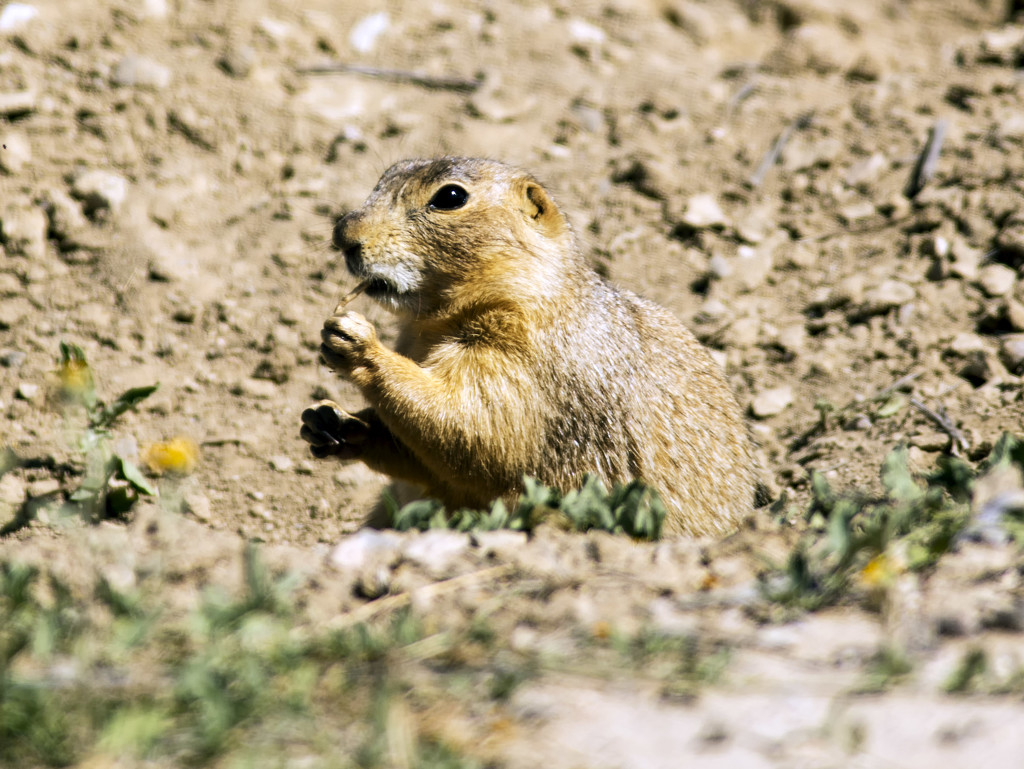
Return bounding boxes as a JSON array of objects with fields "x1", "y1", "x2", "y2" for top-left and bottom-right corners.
[
  {"x1": 750, "y1": 385, "x2": 793, "y2": 418},
  {"x1": 402, "y1": 530, "x2": 470, "y2": 575},
  {"x1": 349, "y1": 11, "x2": 389, "y2": 53},
  {"x1": 0, "y1": 132, "x2": 31, "y2": 173},
  {"x1": 999, "y1": 334, "x2": 1024, "y2": 374},
  {"x1": 138, "y1": 0, "x2": 168, "y2": 20},
  {"x1": 844, "y1": 153, "x2": 886, "y2": 187},
  {"x1": 16, "y1": 382, "x2": 39, "y2": 401},
  {"x1": 232, "y1": 378, "x2": 278, "y2": 399},
  {"x1": 977, "y1": 263, "x2": 1016, "y2": 298},
  {"x1": 910, "y1": 431, "x2": 950, "y2": 452},
  {"x1": 27, "y1": 477, "x2": 60, "y2": 497},
  {"x1": 568, "y1": 18, "x2": 607, "y2": 45},
  {"x1": 329, "y1": 528, "x2": 403, "y2": 571},
  {"x1": 71, "y1": 170, "x2": 128, "y2": 217},
  {"x1": 0, "y1": 350, "x2": 27, "y2": 368},
  {"x1": 111, "y1": 55, "x2": 172, "y2": 89},
  {"x1": 258, "y1": 16, "x2": 292, "y2": 42},
  {"x1": 219, "y1": 45, "x2": 255, "y2": 78},
  {"x1": 679, "y1": 193, "x2": 728, "y2": 229},
  {"x1": 0, "y1": 91, "x2": 35, "y2": 118},
  {"x1": 269, "y1": 455, "x2": 293, "y2": 472},
  {"x1": 858, "y1": 280, "x2": 915, "y2": 317},
  {"x1": 839, "y1": 201, "x2": 876, "y2": 224},
  {"x1": 183, "y1": 490, "x2": 212, "y2": 521},
  {"x1": 0, "y1": 3, "x2": 38, "y2": 32},
  {"x1": 0, "y1": 201, "x2": 47, "y2": 259}
]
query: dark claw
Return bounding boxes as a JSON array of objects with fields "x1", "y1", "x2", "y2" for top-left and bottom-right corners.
[{"x1": 299, "y1": 402, "x2": 370, "y2": 460}]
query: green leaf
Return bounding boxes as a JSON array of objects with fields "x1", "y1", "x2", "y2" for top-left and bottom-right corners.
[
  {"x1": 981, "y1": 432, "x2": 1024, "y2": 474},
  {"x1": 393, "y1": 499, "x2": 446, "y2": 531},
  {"x1": 809, "y1": 470, "x2": 834, "y2": 514},
  {"x1": 92, "y1": 384, "x2": 160, "y2": 430},
  {"x1": 1, "y1": 446, "x2": 19, "y2": 478},
  {"x1": 880, "y1": 445, "x2": 922, "y2": 502},
  {"x1": 116, "y1": 458, "x2": 158, "y2": 497},
  {"x1": 875, "y1": 393, "x2": 907, "y2": 419},
  {"x1": 926, "y1": 455, "x2": 975, "y2": 504}
]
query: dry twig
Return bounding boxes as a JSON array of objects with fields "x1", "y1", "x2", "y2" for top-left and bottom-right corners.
[
  {"x1": 909, "y1": 396, "x2": 969, "y2": 456},
  {"x1": 904, "y1": 119, "x2": 948, "y2": 199},
  {"x1": 296, "y1": 62, "x2": 482, "y2": 92},
  {"x1": 749, "y1": 110, "x2": 814, "y2": 188}
]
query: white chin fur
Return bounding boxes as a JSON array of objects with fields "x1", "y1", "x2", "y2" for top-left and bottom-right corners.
[{"x1": 372, "y1": 263, "x2": 421, "y2": 294}]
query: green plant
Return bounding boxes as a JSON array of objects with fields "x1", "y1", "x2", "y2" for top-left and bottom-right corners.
[
  {"x1": 58, "y1": 341, "x2": 159, "y2": 520},
  {"x1": 393, "y1": 474, "x2": 666, "y2": 540},
  {"x1": 765, "y1": 442, "x2": 976, "y2": 610}
]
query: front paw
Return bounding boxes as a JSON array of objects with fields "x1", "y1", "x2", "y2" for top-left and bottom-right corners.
[
  {"x1": 300, "y1": 400, "x2": 370, "y2": 460},
  {"x1": 320, "y1": 311, "x2": 377, "y2": 377}
]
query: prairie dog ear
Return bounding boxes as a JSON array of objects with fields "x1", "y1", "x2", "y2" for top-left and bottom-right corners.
[{"x1": 518, "y1": 180, "x2": 568, "y2": 238}]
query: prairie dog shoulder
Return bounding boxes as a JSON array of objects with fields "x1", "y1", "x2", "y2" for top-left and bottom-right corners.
[{"x1": 304, "y1": 157, "x2": 756, "y2": 536}]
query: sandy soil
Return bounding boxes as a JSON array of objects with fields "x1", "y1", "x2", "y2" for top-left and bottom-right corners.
[{"x1": 2, "y1": 0, "x2": 1024, "y2": 766}]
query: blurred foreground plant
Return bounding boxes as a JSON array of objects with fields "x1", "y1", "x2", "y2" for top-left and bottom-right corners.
[
  {"x1": 765, "y1": 433, "x2": 1024, "y2": 610},
  {"x1": 392, "y1": 474, "x2": 666, "y2": 540},
  {"x1": 57, "y1": 341, "x2": 159, "y2": 520}
]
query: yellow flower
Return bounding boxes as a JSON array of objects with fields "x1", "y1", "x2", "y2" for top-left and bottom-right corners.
[
  {"x1": 57, "y1": 357, "x2": 95, "y2": 402},
  {"x1": 142, "y1": 437, "x2": 199, "y2": 475},
  {"x1": 860, "y1": 553, "x2": 902, "y2": 589}
]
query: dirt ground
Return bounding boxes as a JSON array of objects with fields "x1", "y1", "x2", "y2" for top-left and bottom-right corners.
[{"x1": 3, "y1": 0, "x2": 1024, "y2": 766}]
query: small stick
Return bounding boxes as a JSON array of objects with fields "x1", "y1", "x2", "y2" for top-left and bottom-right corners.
[
  {"x1": 296, "y1": 62, "x2": 482, "y2": 92},
  {"x1": 749, "y1": 110, "x2": 814, "y2": 188},
  {"x1": 334, "y1": 280, "x2": 370, "y2": 313},
  {"x1": 909, "y1": 396, "x2": 969, "y2": 456},
  {"x1": 904, "y1": 119, "x2": 948, "y2": 199},
  {"x1": 724, "y1": 75, "x2": 759, "y2": 121}
]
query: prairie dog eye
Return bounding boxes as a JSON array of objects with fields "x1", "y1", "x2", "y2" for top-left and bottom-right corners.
[{"x1": 428, "y1": 184, "x2": 469, "y2": 210}]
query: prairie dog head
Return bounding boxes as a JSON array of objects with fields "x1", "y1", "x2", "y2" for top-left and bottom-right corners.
[{"x1": 332, "y1": 157, "x2": 576, "y2": 315}]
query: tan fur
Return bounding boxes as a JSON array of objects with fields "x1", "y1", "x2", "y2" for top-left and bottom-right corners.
[{"x1": 301, "y1": 157, "x2": 756, "y2": 536}]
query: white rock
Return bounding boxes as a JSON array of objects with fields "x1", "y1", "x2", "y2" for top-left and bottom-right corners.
[
  {"x1": 844, "y1": 152, "x2": 886, "y2": 187},
  {"x1": 949, "y1": 332, "x2": 986, "y2": 355},
  {"x1": 680, "y1": 193, "x2": 728, "y2": 229},
  {"x1": 839, "y1": 200, "x2": 876, "y2": 224},
  {"x1": 329, "y1": 528, "x2": 403, "y2": 571},
  {"x1": 402, "y1": 529, "x2": 470, "y2": 574},
  {"x1": 71, "y1": 170, "x2": 128, "y2": 216},
  {"x1": 750, "y1": 385, "x2": 793, "y2": 418},
  {"x1": 472, "y1": 529, "x2": 528, "y2": 559},
  {"x1": 16, "y1": 382, "x2": 39, "y2": 401},
  {"x1": 0, "y1": 4, "x2": 38, "y2": 33},
  {"x1": 257, "y1": 17, "x2": 292, "y2": 42},
  {"x1": 231, "y1": 378, "x2": 277, "y2": 399},
  {"x1": 861, "y1": 279, "x2": 915, "y2": 315},
  {"x1": 0, "y1": 473, "x2": 26, "y2": 506},
  {"x1": 182, "y1": 489, "x2": 211, "y2": 521},
  {"x1": 0, "y1": 298, "x2": 31, "y2": 329},
  {"x1": 977, "y1": 263, "x2": 1016, "y2": 298},
  {"x1": 139, "y1": 0, "x2": 168, "y2": 20},
  {"x1": 0, "y1": 132, "x2": 31, "y2": 173},
  {"x1": 708, "y1": 252, "x2": 731, "y2": 279},
  {"x1": 0, "y1": 201, "x2": 47, "y2": 259},
  {"x1": 734, "y1": 243, "x2": 774, "y2": 290},
  {"x1": 349, "y1": 12, "x2": 389, "y2": 53},
  {"x1": 568, "y1": 19, "x2": 606, "y2": 45},
  {"x1": 269, "y1": 455, "x2": 293, "y2": 472},
  {"x1": 0, "y1": 91, "x2": 35, "y2": 118},
  {"x1": 0, "y1": 274, "x2": 20, "y2": 297},
  {"x1": 111, "y1": 55, "x2": 172, "y2": 89},
  {"x1": 1000, "y1": 334, "x2": 1024, "y2": 373}
]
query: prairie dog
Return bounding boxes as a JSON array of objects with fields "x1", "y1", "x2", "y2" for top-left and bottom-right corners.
[{"x1": 300, "y1": 157, "x2": 756, "y2": 536}]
